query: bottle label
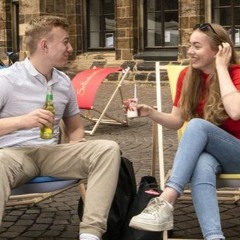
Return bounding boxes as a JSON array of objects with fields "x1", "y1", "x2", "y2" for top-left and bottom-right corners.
[{"x1": 40, "y1": 127, "x2": 53, "y2": 139}]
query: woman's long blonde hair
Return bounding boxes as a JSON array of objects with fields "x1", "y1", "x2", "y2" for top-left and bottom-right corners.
[{"x1": 180, "y1": 23, "x2": 239, "y2": 125}]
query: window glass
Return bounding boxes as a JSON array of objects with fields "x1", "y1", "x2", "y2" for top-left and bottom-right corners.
[
  {"x1": 103, "y1": 0, "x2": 114, "y2": 14},
  {"x1": 212, "y1": 0, "x2": 240, "y2": 46},
  {"x1": 234, "y1": 6, "x2": 240, "y2": 46},
  {"x1": 88, "y1": 0, "x2": 115, "y2": 49},
  {"x1": 215, "y1": 8, "x2": 231, "y2": 25},
  {"x1": 145, "y1": 0, "x2": 179, "y2": 48},
  {"x1": 217, "y1": 0, "x2": 231, "y2": 6},
  {"x1": 147, "y1": 12, "x2": 162, "y2": 46},
  {"x1": 147, "y1": 0, "x2": 161, "y2": 11},
  {"x1": 164, "y1": 13, "x2": 179, "y2": 47},
  {"x1": 234, "y1": 6, "x2": 240, "y2": 24},
  {"x1": 163, "y1": 1, "x2": 178, "y2": 10}
]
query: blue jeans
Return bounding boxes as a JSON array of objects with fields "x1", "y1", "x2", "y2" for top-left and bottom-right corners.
[{"x1": 166, "y1": 118, "x2": 240, "y2": 240}]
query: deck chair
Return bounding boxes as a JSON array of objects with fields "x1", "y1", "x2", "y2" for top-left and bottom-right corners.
[
  {"x1": 6, "y1": 121, "x2": 85, "y2": 208},
  {"x1": 7, "y1": 177, "x2": 80, "y2": 208},
  {"x1": 72, "y1": 67, "x2": 130, "y2": 135},
  {"x1": 153, "y1": 62, "x2": 240, "y2": 240},
  {"x1": 166, "y1": 64, "x2": 240, "y2": 200}
]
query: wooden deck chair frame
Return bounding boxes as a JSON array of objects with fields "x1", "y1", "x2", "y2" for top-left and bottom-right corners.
[
  {"x1": 152, "y1": 62, "x2": 240, "y2": 240},
  {"x1": 6, "y1": 122, "x2": 86, "y2": 209},
  {"x1": 7, "y1": 177, "x2": 81, "y2": 208},
  {"x1": 72, "y1": 67, "x2": 130, "y2": 135}
]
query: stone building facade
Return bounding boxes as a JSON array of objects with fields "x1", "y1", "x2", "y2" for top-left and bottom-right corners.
[{"x1": 0, "y1": 0, "x2": 234, "y2": 81}]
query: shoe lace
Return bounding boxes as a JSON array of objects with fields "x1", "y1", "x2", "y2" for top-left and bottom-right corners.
[{"x1": 143, "y1": 198, "x2": 166, "y2": 214}]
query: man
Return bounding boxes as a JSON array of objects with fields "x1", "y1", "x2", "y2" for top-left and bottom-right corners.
[{"x1": 0, "y1": 15, "x2": 121, "y2": 240}]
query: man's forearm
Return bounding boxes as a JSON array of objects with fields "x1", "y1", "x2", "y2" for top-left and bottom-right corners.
[{"x1": 0, "y1": 116, "x2": 25, "y2": 136}]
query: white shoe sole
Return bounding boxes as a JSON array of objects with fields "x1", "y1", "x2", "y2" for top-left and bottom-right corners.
[{"x1": 129, "y1": 218, "x2": 173, "y2": 232}]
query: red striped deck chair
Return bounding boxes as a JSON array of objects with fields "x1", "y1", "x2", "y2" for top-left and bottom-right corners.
[{"x1": 72, "y1": 67, "x2": 130, "y2": 135}]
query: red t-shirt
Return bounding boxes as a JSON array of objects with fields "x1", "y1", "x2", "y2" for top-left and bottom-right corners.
[{"x1": 173, "y1": 65, "x2": 240, "y2": 139}]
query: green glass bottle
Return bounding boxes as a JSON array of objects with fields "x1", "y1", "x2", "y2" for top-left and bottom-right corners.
[{"x1": 40, "y1": 86, "x2": 55, "y2": 139}]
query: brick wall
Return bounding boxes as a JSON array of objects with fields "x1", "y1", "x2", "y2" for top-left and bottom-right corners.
[
  {"x1": 179, "y1": 0, "x2": 205, "y2": 59},
  {"x1": 0, "y1": 0, "x2": 11, "y2": 63},
  {"x1": 18, "y1": 0, "x2": 82, "y2": 59},
  {"x1": 115, "y1": 0, "x2": 137, "y2": 60},
  {"x1": 1, "y1": 0, "x2": 205, "y2": 82}
]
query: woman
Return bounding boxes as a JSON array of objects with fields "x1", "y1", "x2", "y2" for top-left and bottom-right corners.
[{"x1": 127, "y1": 23, "x2": 240, "y2": 240}]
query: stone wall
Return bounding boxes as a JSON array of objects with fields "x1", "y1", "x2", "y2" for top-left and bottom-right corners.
[
  {"x1": 0, "y1": 0, "x2": 11, "y2": 63},
  {"x1": 179, "y1": 0, "x2": 205, "y2": 59},
  {"x1": 18, "y1": 0, "x2": 82, "y2": 59},
  {"x1": 0, "y1": 0, "x2": 204, "y2": 82},
  {"x1": 65, "y1": 51, "x2": 189, "y2": 84},
  {"x1": 115, "y1": 0, "x2": 137, "y2": 60}
]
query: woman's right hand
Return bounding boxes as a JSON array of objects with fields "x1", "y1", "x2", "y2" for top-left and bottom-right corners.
[
  {"x1": 123, "y1": 100, "x2": 154, "y2": 117},
  {"x1": 136, "y1": 104, "x2": 155, "y2": 117}
]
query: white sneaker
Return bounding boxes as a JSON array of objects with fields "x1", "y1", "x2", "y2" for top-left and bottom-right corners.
[{"x1": 129, "y1": 197, "x2": 174, "y2": 232}]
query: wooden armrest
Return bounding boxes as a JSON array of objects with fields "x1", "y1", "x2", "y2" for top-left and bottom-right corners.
[{"x1": 218, "y1": 174, "x2": 240, "y2": 180}]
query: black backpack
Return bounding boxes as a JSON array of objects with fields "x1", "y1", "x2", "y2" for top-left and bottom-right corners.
[
  {"x1": 78, "y1": 156, "x2": 137, "y2": 240},
  {"x1": 121, "y1": 176, "x2": 164, "y2": 240}
]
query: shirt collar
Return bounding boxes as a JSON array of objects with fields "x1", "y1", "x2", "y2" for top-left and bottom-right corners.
[{"x1": 24, "y1": 57, "x2": 59, "y2": 85}]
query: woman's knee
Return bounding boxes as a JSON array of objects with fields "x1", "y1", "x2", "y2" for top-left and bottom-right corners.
[
  {"x1": 188, "y1": 118, "x2": 211, "y2": 130},
  {"x1": 186, "y1": 119, "x2": 217, "y2": 138},
  {"x1": 188, "y1": 118, "x2": 209, "y2": 128},
  {"x1": 191, "y1": 153, "x2": 221, "y2": 184}
]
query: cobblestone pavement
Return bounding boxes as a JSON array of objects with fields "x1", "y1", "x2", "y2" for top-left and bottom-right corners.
[{"x1": 0, "y1": 83, "x2": 240, "y2": 240}]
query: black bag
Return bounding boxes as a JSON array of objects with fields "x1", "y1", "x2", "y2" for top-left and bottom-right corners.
[
  {"x1": 122, "y1": 175, "x2": 164, "y2": 240},
  {"x1": 78, "y1": 156, "x2": 137, "y2": 240}
]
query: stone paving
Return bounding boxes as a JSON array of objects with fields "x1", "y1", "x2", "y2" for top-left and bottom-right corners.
[{"x1": 0, "y1": 83, "x2": 240, "y2": 240}]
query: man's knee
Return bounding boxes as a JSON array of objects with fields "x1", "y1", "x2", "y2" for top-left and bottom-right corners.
[
  {"x1": 96, "y1": 140, "x2": 120, "y2": 154},
  {"x1": 103, "y1": 140, "x2": 120, "y2": 163},
  {"x1": 107, "y1": 140, "x2": 120, "y2": 153}
]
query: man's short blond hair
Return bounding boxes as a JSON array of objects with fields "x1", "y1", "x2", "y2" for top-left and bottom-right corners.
[{"x1": 25, "y1": 15, "x2": 69, "y2": 54}]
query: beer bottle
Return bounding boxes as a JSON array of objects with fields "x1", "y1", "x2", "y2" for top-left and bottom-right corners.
[{"x1": 40, "y1": 86, "x2": 55, "y2": 139}]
